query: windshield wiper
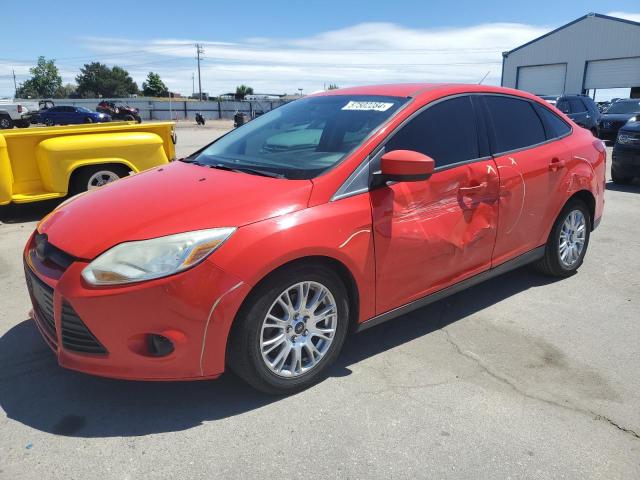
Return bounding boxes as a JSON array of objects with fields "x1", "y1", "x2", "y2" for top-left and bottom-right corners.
[
  {"x1": 208, "y1": 163, "x2": 285, "y2": 179},
  {"x1": 181, "y1": 158, "x2": 285, "y2": 178}
]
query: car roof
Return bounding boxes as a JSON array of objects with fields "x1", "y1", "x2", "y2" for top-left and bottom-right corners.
[{"x1": 313, "y1": 83, "x2": 542, "y2": 101}]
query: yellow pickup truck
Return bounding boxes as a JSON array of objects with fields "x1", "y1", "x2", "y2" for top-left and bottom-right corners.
[{"x1": 0, "y1": 121, "x2": 176, "y2": 205}]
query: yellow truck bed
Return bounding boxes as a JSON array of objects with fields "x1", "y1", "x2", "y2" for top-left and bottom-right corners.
[{"x1": 0, "y1": 121, "x2": 176, "y2": 205}]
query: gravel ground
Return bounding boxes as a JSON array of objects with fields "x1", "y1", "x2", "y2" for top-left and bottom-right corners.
[{"x1": 0, "y1": 127, "x2": 638, "y2": 479}]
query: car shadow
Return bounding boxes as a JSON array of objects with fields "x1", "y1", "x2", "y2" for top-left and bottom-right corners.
[
  {"x1": 0, "y1": 198, "x2": 66, "y2": 224},
  {"x1": 606, "y1": 180, "x2": 640, "y2": 193},
  {"x1": 0, "y1": 266, "x2": 557, "y2": 438}
]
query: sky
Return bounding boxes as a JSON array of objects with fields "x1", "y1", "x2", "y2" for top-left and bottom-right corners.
[{"x1": 1, "y1": 0, "x2": 639, "y2": 99}]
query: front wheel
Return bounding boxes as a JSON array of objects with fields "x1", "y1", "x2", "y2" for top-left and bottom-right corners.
[
  {"x1": 228, "y1": 264, "x2": 349, "y2": 394},
  {"x1": 533, "y1": 199, "x2": 591, "y2": 277},
  {"x1": 84, "y1": 117, "x2": 94, "y2": 123},
  {"x1": 611, "y1": 168, "x2": 633, "y2": 185}
]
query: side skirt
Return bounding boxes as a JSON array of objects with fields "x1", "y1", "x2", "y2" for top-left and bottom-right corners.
[{"x1": 355, "y1": 246, "x2": 546, "y2": 333}]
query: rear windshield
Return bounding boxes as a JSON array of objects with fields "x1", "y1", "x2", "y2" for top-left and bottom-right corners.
[
  {"x1": 605, "y1": 101, "x2": 640, "y2": 114},
  {"x1": 190, "y1": 95, "x2": 406, "y2": 179}
]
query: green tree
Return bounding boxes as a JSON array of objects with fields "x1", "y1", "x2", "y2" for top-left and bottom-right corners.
[
  {"x1": 75, "y1": 62, "x2": 139, "y2": 98},
  {"x1": 142, "y1": 72, "x2": 168, "y2": 97},
  {"x1": 235, "y1": 84, "x2": 254, "y2": 100},
  {"x1": 15, "y1": 56, "x2": 62, "y2": 98},
  {"x1": 327, "y1": 83, "x2": 339, "y2": 90},
  {"x1": 55, "y1": 83, "x2": 78, "y2": 98}
]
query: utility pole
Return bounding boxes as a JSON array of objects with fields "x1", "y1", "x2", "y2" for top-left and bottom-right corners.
[
  {"x1": 192, "y1": 73, "x2": 195, "y2": 98},
  {"x1": 12, "y1": 69, "x2": 17, "y2": 98},
  {"x1": 195, "y1": 44, "x2": 204, "y2": 101}
]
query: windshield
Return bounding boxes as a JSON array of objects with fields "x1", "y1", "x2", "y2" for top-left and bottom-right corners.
[
  {"x1": 189, "y1": 95, "x2": 406, "y2": 179},
  {"x1": 605, "y1": 101, "x2": 640, "y2": 114}
]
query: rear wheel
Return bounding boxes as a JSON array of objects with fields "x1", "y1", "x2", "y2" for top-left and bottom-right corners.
[
  {"x1": 84, "y1": 117, "x2": 93, "y2": 123},
  {"x1": 71, "y1": 164, "x2": 130, "y2": 194},
  {"x1": 44, "y1": 118, "x2": 55, "y2": 126},
  {"x1": 228, "y1": 264, "x2": 349, "y2": 394},
  {"x1": 123, "y1": 115, "x2": 135, "y2": 121},
  {"x1": 0, "y1": 115, "x2": 13, "y2": 129},
  {"x1": 533, "y1": 199, "x2": 591, "y2": 277}
]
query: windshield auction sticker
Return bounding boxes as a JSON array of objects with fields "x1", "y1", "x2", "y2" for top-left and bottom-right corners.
[{"x1": 342, "y1": 101, "x2": 394, "y2": 112}]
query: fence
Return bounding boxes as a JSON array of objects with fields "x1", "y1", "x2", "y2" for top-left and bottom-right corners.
[{"x1": 18, "y1": 97, "x2": 290, "y2": 121}]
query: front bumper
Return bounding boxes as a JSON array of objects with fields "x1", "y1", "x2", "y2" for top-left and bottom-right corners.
[
  {"x1": 612, "y1": 146, "x2": 640, "y2": 177},
  {"x1": 23, "y1": 232, "x2": 249, "y2": 380}
]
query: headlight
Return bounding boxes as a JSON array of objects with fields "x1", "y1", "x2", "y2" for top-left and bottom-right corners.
[
  {"x1": 98, "y1": 113, "x2": 105, "y2": 118},
  {"x1": 82, "y1": 228, "x2": 236, "y2": 286},
  {"x1": 626, "y1": 116, "x2": 638, "y2": 124}
]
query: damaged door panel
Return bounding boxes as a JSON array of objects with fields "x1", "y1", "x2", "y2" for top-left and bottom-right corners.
[{"x1": 371, "y1": 160, "x2": 499, "y2": 314}]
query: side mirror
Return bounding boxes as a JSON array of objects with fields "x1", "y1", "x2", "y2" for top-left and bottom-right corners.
[{"x1": 379, "y1": 150, "x2": 435, "y2": 183}]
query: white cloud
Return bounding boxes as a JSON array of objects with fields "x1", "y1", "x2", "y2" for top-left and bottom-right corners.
[
  {"x1": 2, "y1": 20, "x2": 553, "y2": 97},
  {"x1": 605, "y1": 11, "x2": 640, "y2": 22}
]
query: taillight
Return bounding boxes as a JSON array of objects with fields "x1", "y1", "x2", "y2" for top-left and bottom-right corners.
[
  {"x1": 592, "y1": 139, "x2": 606, "y2": 153},
  {"x1": 17, "y1": 104, "x2": 23, "y2": 113}
]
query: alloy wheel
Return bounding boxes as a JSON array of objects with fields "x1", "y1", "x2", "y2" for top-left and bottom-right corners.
[
  {"x1": 558, "y1": 209, "x2": 586, "y2": 268},
  {"x1": 260, "y1": 281, "x2": 338, "y2": 378},
  {"x1": 87, "y1": 170, "x2": 120, "y2": 189}
]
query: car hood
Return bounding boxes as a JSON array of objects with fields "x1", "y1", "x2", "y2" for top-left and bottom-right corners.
[
  {"x1": 600, "y1": 113, "x2": 637, "y2": 122},
  {"x1": 620, "y1": 121, "x2": 640, "y2": 133},
  {"x1": 38, "y1": 161, "x2": 313, "y2": 259}
]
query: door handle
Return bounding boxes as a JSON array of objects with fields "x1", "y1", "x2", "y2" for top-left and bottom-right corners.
[
  {"x1": 549, "y1": 157, "x2": 566, "y2": 170},
  {"x1": 458, "y1": 182, "x2": 488, "y2": 195}
]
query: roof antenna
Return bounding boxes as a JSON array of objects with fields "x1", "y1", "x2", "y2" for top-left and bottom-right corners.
[{"x1": 478, "y1": 71, "x2": 491, "y2": 84}]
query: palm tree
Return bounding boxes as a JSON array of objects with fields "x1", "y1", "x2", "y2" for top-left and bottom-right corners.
[{"x1": 235, "y1": 85, "x2": 254, "y2": 100}]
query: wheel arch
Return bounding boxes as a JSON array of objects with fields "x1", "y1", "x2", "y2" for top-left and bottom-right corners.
[
  {"x1": 569, "y1": 189, "x2": 596, "y2": 230},
  {"x1": 225, "y1": 255, "x2": 361, "y2": 355}
]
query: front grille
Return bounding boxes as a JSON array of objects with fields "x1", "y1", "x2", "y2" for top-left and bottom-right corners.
[
  {"x1": 34, "y1": 233, "x2": 75, "y2": 270},
  {"x1": 61, "y1": 302, "x2": 108, "y2": 355},
  {"x1": 24, "y1": 267, "x2": 57, "y2": 344}
]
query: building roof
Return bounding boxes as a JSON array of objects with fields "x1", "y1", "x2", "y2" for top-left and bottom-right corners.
[{"x1": 504, "y1": 12, "x2": 640, "y2": 56}]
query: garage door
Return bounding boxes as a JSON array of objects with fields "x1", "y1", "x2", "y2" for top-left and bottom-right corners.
[
  {"x1": 584, "y1": 57, "x2": 640, "y2": 89},
  {"x1": 516, "y1": 64, "x2": 567, "y2": 95}
]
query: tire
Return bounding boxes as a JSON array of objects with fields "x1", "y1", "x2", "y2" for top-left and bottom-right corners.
[
  {"x1": 44, "y1": 118, "x2": 55, "y2": 127},
  {"x1": 15, "y1": 120, "x2": 29, "y2": 128},
  {"x1": 533, "y1": 199, "x2": 591, "y2": 277},
  {"x1": 84, "y1": 117, "x2": 93, "y2": 123},
  {"x1": 228, "y1": 263, "x2": 350, "y2": 395},
  {"x1": 611, "y1": 168, "x2": 633, "y2": 185},
  {"x1": 134, "y1": 115, "x2": 142, "y2": 124},
  {"x1": 71, "y1": 164, "x2": 130, "y2": 194},
  {"x1": 0, "y1": 115, "x2": 14, "y2": 129},
  {"x1": 123, "y1": 115, "x2": 135, "y2": 121}
]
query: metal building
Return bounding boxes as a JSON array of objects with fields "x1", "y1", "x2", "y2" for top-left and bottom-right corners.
[{"x1": 501, "y1": 13, "x2": 640, "y2": 97}]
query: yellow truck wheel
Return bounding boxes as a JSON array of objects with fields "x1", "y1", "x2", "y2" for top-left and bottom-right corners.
[{"x1": 71, "y1": 164, "x2": 130, "y2": 194}]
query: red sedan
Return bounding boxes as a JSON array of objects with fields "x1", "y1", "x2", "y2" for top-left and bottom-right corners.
[{"x1": 24, "y1": 84, "x2": 605, "y2": 394}]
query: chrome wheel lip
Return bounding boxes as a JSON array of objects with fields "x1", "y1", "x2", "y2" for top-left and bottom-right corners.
[
  {"x1": 558, "y1": 209, "x2": 586, "y2": 268},
  {"x1": 260, "y1": 281, "x2": 338, "y2": 378},
  {"x1": 87, "y1": 170, "x2": 120, "y2": 189}
]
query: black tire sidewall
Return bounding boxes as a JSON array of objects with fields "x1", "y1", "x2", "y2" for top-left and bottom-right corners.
[
  {"x1": 231, "y1": 265, "x2": 349, "y2": 394},
  {"x1": 0, "y1": 116, "x2": 14, "y2": 129},
  {"x1": 550, "y1": 200, "x2": 591, "y2": 274}
]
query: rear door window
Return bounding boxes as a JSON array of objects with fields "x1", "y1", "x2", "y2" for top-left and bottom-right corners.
[
  {"x1": 384, "y1": 96, "x2": 479, "y2": 168},
  {"x1": 484, "y1": 96, "x2": 546, "y2": 153}
]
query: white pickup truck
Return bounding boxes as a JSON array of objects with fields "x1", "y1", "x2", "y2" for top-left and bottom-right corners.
[{"x1": 0, "y1": 100, "x2": 38, "y2": 129}]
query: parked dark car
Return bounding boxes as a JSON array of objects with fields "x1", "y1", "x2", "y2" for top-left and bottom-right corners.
[
  {"x1": 598, "y1": 99, "x2": 640, "y2": 142},
  {"x1": 612, "y1": 120, "x2": 640, "y2": 184},
  {"x1": 39, "y1": 106, "x2": 111, "y2": 126},
  {"x1": 540, "y1": 95, "x2": 600, "y2": 136}
]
